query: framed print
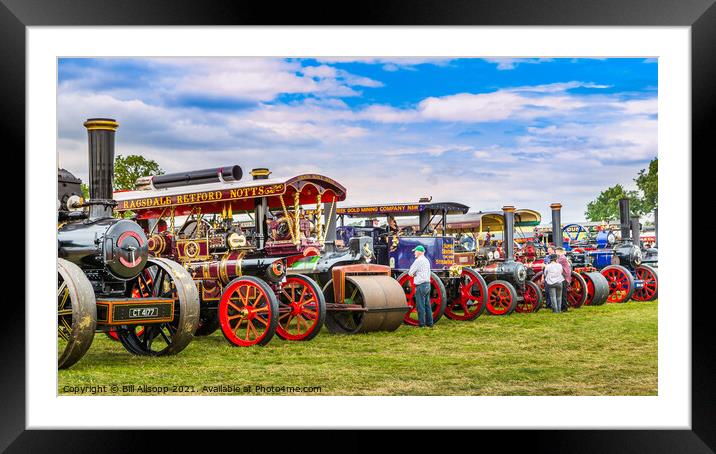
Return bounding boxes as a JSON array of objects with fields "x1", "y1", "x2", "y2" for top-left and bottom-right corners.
[{"x1": 3, "y1": 0, "x2": 712, "y2": 450}]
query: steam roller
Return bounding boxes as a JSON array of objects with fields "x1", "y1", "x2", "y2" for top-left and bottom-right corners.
[{"x1": 322, "y1": 264, "x2": 408, "y2": 334}]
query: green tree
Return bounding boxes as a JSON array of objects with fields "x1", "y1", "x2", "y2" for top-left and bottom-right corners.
[
  {"x1": 80, "y1": 183, "x2": 89, "y2": 199},
  {"x1": 585, "y1": 184, "x2": 643, "y2": 222},
  {"x1": 114, "y1": 154, "x2": 164, "y2": 190},
  {"x1": 634, "y1": 158, "x2": 657, "y2": 213}
]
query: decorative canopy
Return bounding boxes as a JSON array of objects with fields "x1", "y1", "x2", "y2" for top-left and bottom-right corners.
[
  {"x1": 114, "y1": 173, "x2": 346, "y2": 219},
  {"x1": 445, "y1": 209, "x2": 543, "y2": 233}
]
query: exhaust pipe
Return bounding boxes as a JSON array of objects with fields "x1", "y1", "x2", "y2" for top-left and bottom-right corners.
[
  {"x1": 502, "y1": 206, "x2": 515, "y2": 261},
  {"x1": 550, "y1": 203, "x2": 563, "y2": 248},
  {"x1": 84, "y1": 118, "x2": 119, "y2": 219}
]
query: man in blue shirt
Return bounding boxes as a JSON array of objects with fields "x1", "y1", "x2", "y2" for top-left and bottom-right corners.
[{"x1": 408, "y1": 245, "x2": 433, "y2": 327}]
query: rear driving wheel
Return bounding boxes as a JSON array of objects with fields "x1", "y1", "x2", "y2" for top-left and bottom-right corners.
[
  {"x1": 397, "y1": 272, "x2": 447, "y2": 326},
  {"x1": 58, "y1": 259, "x2": 97, "y2": 369}
]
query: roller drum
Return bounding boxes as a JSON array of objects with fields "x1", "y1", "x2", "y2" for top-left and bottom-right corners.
[
  {"x1": 349, "y1": 275, "x2": 407, "y2": 333},
  {"x1": 584, "y1": 271, "x2": 609, "y2": 306},
  {"x1": 324, "y1": 275, "x2": 407, "y2": 334}
]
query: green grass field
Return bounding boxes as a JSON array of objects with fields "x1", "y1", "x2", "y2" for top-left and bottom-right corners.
[{"x1": 59, "y1": 301, "x2": 657, "y2": 396}]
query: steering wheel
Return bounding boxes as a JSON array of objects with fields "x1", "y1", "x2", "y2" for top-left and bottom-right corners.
[{"x1": 562, "y1": 223, "x2": 589, "y2": 244}]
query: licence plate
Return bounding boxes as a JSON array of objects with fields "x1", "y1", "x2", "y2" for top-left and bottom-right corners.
[{"x1": 129, "y1": 307, "x2": 159, "y2": 318}]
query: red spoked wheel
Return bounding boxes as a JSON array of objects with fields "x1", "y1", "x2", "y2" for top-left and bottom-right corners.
[
  {"x1": 444, "y1": 268, "x2": 488, "y2": 321},
  {"x1": 397, "y1": 272, "x2": 447, "y2": 326},
  {"x1": 486, "y1": 280, "x2": 518, "y2": 315},
  {"x1": 218, "y1": 276, "x2": 279, "y2": 346},
  {"x1": 601, "y1": 265, "x2": 635, "y2": 303},
  {"x1": 277, "y1": 274, "x2": 326, "y2": 341},
  {"x1": 516, "y1": 281, "x2": 542, "y2": 313},
  {"x1": 567, "y1": 272, "x2": 588, "y2": 309},
  {"x1": 632, "y1": 265, "x2": 658, "y2": 301}
]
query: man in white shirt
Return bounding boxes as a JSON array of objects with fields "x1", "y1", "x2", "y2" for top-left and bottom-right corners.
[
  {"x1": 543, "y1": 254, "x2": 565, "y2": 314},
  {"x1": 408, "y1": 245, "x2": 433, "y2": 327}
]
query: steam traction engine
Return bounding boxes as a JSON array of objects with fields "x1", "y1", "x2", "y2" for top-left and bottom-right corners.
[
  {"x1": 333, "y1": 201, "x2": 489, "y2": 324},
  {"x1": 565, "y1": 199, "x2": 657, "y2": 302},
  {"x1": 116, "y1": 168, "x2": 408, "y2": 344},
  {"x1": 522, "y1": 203, "x2": 610, "y2": 308},
  {"x1": 57, "y1": 119, "x2": 200, "y2": 369},
  {"x1": 448, "y1": 207, "x2": 542, "y2": 315}
]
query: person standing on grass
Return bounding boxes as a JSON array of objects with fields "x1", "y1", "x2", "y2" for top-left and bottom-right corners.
[
  {"x1": 408, "y1": 245, "x2": 433, "y2": 328},
  {"x1": 542, "y1": 245, "x2": 555, "y2": 309},
  {"x1": 543, "y1": 254, "x2": 565, "y2": 313},
  {"x1": 555, "y1": 247, "x2": 572, "y2": 311}
]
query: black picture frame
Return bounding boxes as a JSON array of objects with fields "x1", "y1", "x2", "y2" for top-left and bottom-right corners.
[{"x1": 3, "y1": 0, "x2": 710, "y2": 450}]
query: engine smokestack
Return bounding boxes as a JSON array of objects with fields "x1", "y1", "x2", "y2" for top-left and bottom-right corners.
[
  {"x1": 502, "y1": 206, "x2": 515, "y2": 261},
  {"x1": 631, "y1": 215, "x2": 641, "y2": 246},
  {"x1": 619, "y1": 198, "x2": 631, "y2": 241},
  {"x1": 84, "y1": 118, "x2": 119, "y2": 218},
  {"x1": 550, "y1": 203, "x2": 563, "y2": 248}
]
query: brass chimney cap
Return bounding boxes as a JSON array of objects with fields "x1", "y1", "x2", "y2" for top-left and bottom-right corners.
[
  {"x1": 550, "y1": 203, "x2": 563, "y2": 210},
  {"x1": 502, "y1": 205, "x2": 516, "y2": 212},
  {"x1": 250, "y1": 168, "x2": 271, "y2": 179},
  {"x1": 84, "y1": 118, "x2": 119, "y2": 131}
]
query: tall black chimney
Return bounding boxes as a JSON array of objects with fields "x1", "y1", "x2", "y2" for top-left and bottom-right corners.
[
  {"x1": 654, "y1": 208, "x2": 658, "y2": 248},
  {"x1": 630, "y1": 215, "x2": 641, "y2": 246},
  {"x1": 84, "y1": 118, "x2": 119, "y2": 218},
  {"x1": 550, "y1": 203, "x2": 563, "y2": 248},
  {"x1": 502, "y1": 206, "x2": 515, "y2": 261},
  {"x1": 619, "y1": 198, "x2": 631, "y2": 241}
]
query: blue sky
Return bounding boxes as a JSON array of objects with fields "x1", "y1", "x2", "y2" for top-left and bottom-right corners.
[{"x1": 57, "y1": 57, "x2": 657, "y2": 221}]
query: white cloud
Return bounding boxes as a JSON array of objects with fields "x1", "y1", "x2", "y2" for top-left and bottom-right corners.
[
  {"x1": 60, "y1": 58, "x2": 383, "y2": 104},
  {"x1": 357, "y1": 82, "x2": 595, "y2": 124},
  {"x1": 519, "y1": 117, "x2": 658, "y2": 162},
  {"x1": 58, "y1": 60, "x2": 657, "y2": 223}
]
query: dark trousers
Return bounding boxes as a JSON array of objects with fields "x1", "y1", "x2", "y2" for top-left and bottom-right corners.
[{"x1": 561, "y1": 280, "x2": 569, "y2": 311}]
